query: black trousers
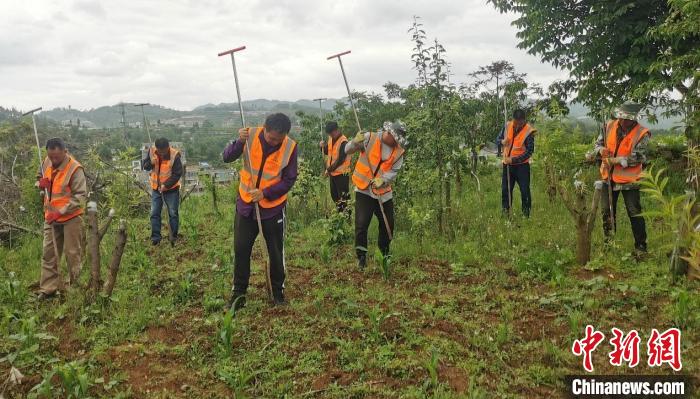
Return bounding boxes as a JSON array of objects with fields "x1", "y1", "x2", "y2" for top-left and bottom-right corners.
[
  {"x1": 501, "y1": 163, "x2": 531, "y2": 217},
  {"x1": 355, "y1": 191, "x2": 394, "y2": 258},
  {"x1": 233, "y1": 210, "x2": 286, "y2": 295},
  {"x1": 329, "y1": 174, "x2": 350, "y2": 212},
  {"x1": 601, "y1": 185, "x2": 647, "y2": 250}
]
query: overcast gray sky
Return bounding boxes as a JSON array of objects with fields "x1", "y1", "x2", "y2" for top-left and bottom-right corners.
[{"x1": 1, "y1": 0, "x2": 566, "y2": 111}]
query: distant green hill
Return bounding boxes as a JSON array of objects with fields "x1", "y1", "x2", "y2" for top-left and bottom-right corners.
[
  {"x1": 566, "y1": 103, "x2": 683, "y2": 131},
  {"x1": 36, "y1": 99, "x2": 344, "y2": 128},
  {"x1": 18, "y1": 98, "x2": 682, "y2": 131}
]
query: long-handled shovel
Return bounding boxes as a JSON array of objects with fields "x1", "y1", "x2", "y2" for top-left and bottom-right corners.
[
  {"x1": 600, "y1": 120, "x2": 616, "y2": 236},
  {"x1": 24, "y1": 107, "x2": 63, "y2": 287},
  {"x1": 219, "y1": 45, "x2": 273, "y2": 302},
  {"x1": 502, "y1": 100, "x2": 513, "y2": 218},
  {"x1": 158, "y1": 184, "x2": 176, "y2": 246},
  {"x1": 506, "y1": 164, "x2": 512, "y2": 215},
  {"x1": 327, "y1": 50, "x2": 393, "y2": 241}
]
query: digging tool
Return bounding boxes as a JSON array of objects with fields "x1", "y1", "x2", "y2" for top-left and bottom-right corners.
[
  {"x1": 219, "y1": 45, "x2": 273, "y2": 302},
  {"x1": 313, "y1": 98, "x2": 326, "y2": 140},
  {"x1": 327, "y1": 51, "x2": 361, "y2": 132},
  {"x1": 158, "y1": 183, "x2": 176, "y2": 246},
  {"x1": 133, "y1": 103, "x2": 152, "y2": 144},
  {"x1": 600, "y1": 119, "x2": 616, "y2": 235},
  {"x1": 24, "y1": 107, "x2": 63, "y2": 286},
  {"x1": 504, "y1": 154, "x2": 512, "y2": 215},
  {"x1": 327, "y1": 50, "x2": 394, "y2": 241},
  {"x1": 502, "y1": 96, "x2": 512, "y2": 217}
]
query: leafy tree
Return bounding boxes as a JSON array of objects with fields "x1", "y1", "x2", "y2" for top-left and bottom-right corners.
[
  {"x1": 460, "y1": 61, "x2": 542, "y2": 174},
  {"x1": 488, "y1": 0, "x2": 697, "y2": 127}
]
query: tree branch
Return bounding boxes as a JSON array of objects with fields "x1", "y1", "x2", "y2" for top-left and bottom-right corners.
[
  {"x1": 0, "y1": 220, "x2": 41, "y2": 236},
  {"x1": 98, "y1": 208, "x2": 116, "y2": 242}
]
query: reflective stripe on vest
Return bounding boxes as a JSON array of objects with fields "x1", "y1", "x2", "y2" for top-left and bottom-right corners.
[
  {"x1": 351, "y1": 131, "x2": 405, "y2": 195},
  {"x1": 150, "y1": 147, "x2": 181, "y2": 190},
  {"x1": 327, "y1": 135, "x2": 351, "y2": 176},
  {"x1": 238, "y1": 127, "x2": 297, "y2": 208},
  {"x1": 600, "y1": 120, "x2": 649, "y2": 184},
  {"x1": 503, "y1": 122, "x2": 534, "y2": 165},
  {"x1": 42, "y1": 156, "x2": 84, "y2": 223}
]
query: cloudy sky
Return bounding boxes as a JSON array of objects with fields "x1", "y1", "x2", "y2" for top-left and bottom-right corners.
[{"x1": 1, "y1": 0, "x2": 567, "y2": 111}]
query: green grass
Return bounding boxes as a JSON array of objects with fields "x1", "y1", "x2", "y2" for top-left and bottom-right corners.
[{"x1": 0, "y1": 166, "x2": 698, "y2": 398}]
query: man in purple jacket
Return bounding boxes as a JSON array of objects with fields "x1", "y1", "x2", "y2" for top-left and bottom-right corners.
[{"x1": 222, "y1": 113, "x2": 298, "y2": 310}]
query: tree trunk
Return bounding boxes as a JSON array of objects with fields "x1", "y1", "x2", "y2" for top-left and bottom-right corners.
[
  {"x1": 455, "y1": 164, "x2": 462, "y2": 195},
  {"x1": 87, "y1": 205, "x2": 101, "y2": 299},
  {"x1": 444, "y1": 177, "x2": 451, "y2": 218},
  {"x1": 98, "y1": 209, "x2": 115, "y2": 241},
  {"x1": 575, "y1": 218, "x2": 592, "y2": 266},
  {"x1": 209, "y1": 174, "x2": 220, "y2": 215},
  {"x1": 437, "y1": 163, "x2": 444, "y2": 233},
  {"x1": 470, "y1": 146, "x2": 478, "y2": 174},
  {"x1": 103, "y1": 220, "x2": 127, "y2": 297},
  {"x1": 574, "y1": 184, "x2": 601, "y2": 266}
]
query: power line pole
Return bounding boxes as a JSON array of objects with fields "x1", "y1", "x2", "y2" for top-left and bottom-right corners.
[{"x1": 118, "y1": 102, "x2": 128, "y2": 142}]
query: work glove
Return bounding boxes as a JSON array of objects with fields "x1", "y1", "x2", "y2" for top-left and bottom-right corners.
[
  {"x1": 250, "y1": 189, "x2": 264, "y2": 203},
  {"x1": 608, "y1": 157, "x2": 628, "y2": 168},
  {"x1": 503, "y1": 157, "x2": 513, "y2": 165},
  {"x1": 319, "y1": 140, "x2": 326, "y2": 150},
  {"x1": 38, "y1": 177, "x2": 51, "y2": 190},
  {"x1": 45, "y1": 211, "x2": 61, "y2": 224},
  {"x1": 372, "y1": 177, "x2": 385, "y2": 188},
  {"x1": 599, "y1": 148, "x2": 611, "y2": 158},
  {"x1": 352, "y1": 132, "x2": 365, "y2": 144}
]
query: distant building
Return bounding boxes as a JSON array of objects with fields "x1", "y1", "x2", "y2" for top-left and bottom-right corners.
[
  {"x1": 162, "y1": 115, "x2": 207, "y2": 128},
  {"x1": 184, "y1": 164, "x2": 236, "y2": 194},
  {"x1": 60, "y1": 119, "x2": 98, "y2": 130}
]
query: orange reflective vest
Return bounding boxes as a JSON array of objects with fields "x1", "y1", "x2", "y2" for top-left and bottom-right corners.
[
  {"x1": 600, "y1": 120, "x2": 650, "y2": 184},
  {"x1": 503, "y1": 121, "x2": 535, "y2": 165},
  {"x1": 42, "y1": 156, "x2": 83, "y2": 223},
  {"x1": 327, "y1": 135, "x2": 351, "y2": 176},
  {"x1": 352, "y1": 131, "x2": 405, "y2": 195},
  {"x1": 149, "y1": 147, "x2": 181, "y2": 191},
  {"x1": 238, "y1": 127, "x2": 297, "y2": 208}
]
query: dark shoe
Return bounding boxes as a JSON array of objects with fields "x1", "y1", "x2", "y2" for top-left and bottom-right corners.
[
  {"x1": 273, "y1": 292, "x2": 288, "y2": 306},
  {"x1": 357, "y1": 255, "x2": 367, "y2": 270},
  {"x1": 152, "y1": 240, "x2": 160, "y2": 246},
  {"x1": 226, "y1": 292, "x2": 246, "y2": 311},
  {"x1": 633, "y1": 245, "x2": 648, "y2": 262}
]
